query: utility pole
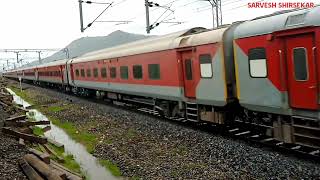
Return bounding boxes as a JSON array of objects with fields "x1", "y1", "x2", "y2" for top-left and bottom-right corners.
[
  {"x1": 145, "y1": 0, "x2": 151, "y2": 34},
  {"x1": 206, "y1": 0, "x2": 222, "y2": 29},
  {"x1": 14, "y1": 52, "x2": 19, "y2": 63},
  {"x1": 63, "y1": 48, "x2": 70, "y2": 59},
  {"x1": 37, "y1": 51, "x2": 41, "y2": 63},
  {"x1": 144, "y1": 1, "x2": 178, "y2": 33},
  {"x1": 79, "y1": 0, "x2": 84, "y2": 32}
]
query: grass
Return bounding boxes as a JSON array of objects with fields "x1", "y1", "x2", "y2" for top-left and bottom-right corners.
[
  {"x1": 99, "y1": 159, "x2": 121, "y2": 177},
  {"x1": 9, "y1": 86, "x2": 35, "y2": 104},
  {"x1": 47, "y1": 106, "x2": 67, "y2": 112},
  {"x1": 126, "y1": 128, "x2": 138, "y2": 139},
  {"x1": 32, "y1": 126, "x2": 44, "y2": 136},
  {"x1": 49, "y1": 116, "x2": 98, "y2": 154},
  {"x1": 47, "y1": 143, "x2": 82, "y2": 174}
]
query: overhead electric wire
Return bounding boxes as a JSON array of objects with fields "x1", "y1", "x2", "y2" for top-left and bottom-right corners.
[
  {"x1": 225, "y1": 0, "x2": 264, "y2": 12},
  {"x1": 111, "y1": 0, "x2": 129, "y2": 7},
  {"x1": 222, "y1": 0, "x2": 244, "y2": 6},
  {"x1": 84, "y1": 2, "x2": 113, "y2": 30},
  {"x1": 196, "y1": 0, "x2": 265, "y2": 13},
  {"x1": 152, "y1": 7, "x2": 172, "y2": 26}
]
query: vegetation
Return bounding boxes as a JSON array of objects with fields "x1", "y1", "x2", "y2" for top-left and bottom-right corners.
[
  {"x1": 9, "y1": 86, "x2": 35, "y2": 104},
  {"x1": 47, "y1": 106, "x2": 66, "y2": 112},
  {"x1": 99, "y1": 160, "x2": 121, "y2": 177},
  {"x1": 48, "y1": 117, "x2": 97, "y2": 154},
  {"x1": 32, "y1": 126, "x2": 44, "y2": 136},
  {"x1": 10, "y1": 85, "x2": 122, "y2": 178},
  {"x1": 47, "y1": 143, "x2": 82, "y2": 174}
]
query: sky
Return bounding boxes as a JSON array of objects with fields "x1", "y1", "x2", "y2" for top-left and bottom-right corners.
[{"x1": 0, "y1": 0, "x2": 318, "y2": 68}]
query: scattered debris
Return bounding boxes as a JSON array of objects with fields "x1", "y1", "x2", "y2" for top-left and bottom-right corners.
[
  {"x1": 2, "y1": 127, "x2": 48, "y2": 144},
  {"x1": 0, "y1": 78, "x2": 83, "y2": 180}
]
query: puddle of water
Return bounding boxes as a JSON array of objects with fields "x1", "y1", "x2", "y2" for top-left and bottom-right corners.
[{"x1": 7, "y1": 88, "x2": 117, "y2": 180}]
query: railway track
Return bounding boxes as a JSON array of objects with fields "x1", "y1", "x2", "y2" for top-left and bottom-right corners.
[
  {"x1": 135, "y1": 107, "x2": 320, "y2": 162},
  {"x1": 10, "y1": 81, "x2": 320, "y2": 163}
]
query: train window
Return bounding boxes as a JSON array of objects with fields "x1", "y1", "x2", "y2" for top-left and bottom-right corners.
[
  {"x1": 249, "y1": 48, "x2": 267, "y2": 78},
  {"x1": 293, "y1": 48, "x2": 308, "y2": 81},
  {"x1": 148, "y1": 64, "x2": 160, "y2": 80},
  {"x1": 101, "y1": 68, "x2": 107, "y2": 78},
  {"x1": 110, "y1": 67, "x2": 116, "y2": 78},
  {"x1": 133, "y1": 65, "x2": 143, "y2": 79},
  {"x1": 199, "y1": 54, "x2": 213, "y2": 78},
  {"x1": 185, "y1": 59, "x2": 193, "y2": 80},
  {"x1": 120, "y1": 66, "x2": 129, "y2": 79},
  {"x1": 93, "y1": 68, "x2": 99, "y2": 78},
  {"x1": 86, "y1": 69, "x2": 91, "y2": 77},
  {"x1": 81, "y1": 69, "x2": 85, "y2": 77}
]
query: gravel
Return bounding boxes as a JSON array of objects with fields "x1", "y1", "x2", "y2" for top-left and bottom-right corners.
[
  {"x1": 0, "y1": 105, "x2": 28, "y2": 180},
  {"x1": 11, "y1": 80, "x2": 320, "y2": 179}
]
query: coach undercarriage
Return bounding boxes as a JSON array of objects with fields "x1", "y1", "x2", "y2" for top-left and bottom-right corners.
[{"x1": 235, "y1": 108, "x2": 320, "y2": 149}]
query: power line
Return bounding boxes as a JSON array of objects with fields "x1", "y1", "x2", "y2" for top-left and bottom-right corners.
[
  {"x1": 83, "y1": 2, "x2": 114, "y2": 31},
  {"x1": 145, "y1": 0, "x2": 182, "y2": 33}
]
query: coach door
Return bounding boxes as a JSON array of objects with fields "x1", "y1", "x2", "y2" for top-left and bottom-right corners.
[
  {"x1": 285, "y1": 33, "x2": 318, "y2": 110},
  {"x1": 181, "y1": 50, "x2": 196, "y2": 98}
]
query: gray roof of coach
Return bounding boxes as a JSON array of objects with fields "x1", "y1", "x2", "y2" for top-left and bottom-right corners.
[
  {"x1": 81, "y1": 27, "x2": 207, "y2": 58},
  {"x1": 234, "y1": 6, "x2": 320, "y2": 39},
  {"x1": 72, "y1": 27, "x2": 228, "y2": 64},
  {"x1": 36, "y1": 59, "x2": 68, "y2": 69}
]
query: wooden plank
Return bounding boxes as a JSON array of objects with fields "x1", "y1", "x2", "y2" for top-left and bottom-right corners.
[
  {"x1": 38, "y1": 144, "x2": 47, "y2": 153},
  {"x1": 24, "y1": 154, "x2": 63, "y2": 180},
  {"x1": 43, "y1": 144, "x2": 65, "y2": 163},
  {"x1": 50, "y1": 161, "x2": 83, "y2": 180},
  {"x1": 48, "y1": 139, "x2": 64, "y2": 149},
  {"x1": 1, "y1": 127, "x2": 47, "y2": 144},
  {"x1": 43, "y1": 126, "x2": 51, "y2": 132},
  {"x1": 6, "y1": 120, "x2": 50, "y2": 127},
  {"x1": 19, "y1": 127, "x2": 33, "y2": 134},
  {"x1": 6, "y1": 115, "x2": 27, "y2": 121},
  {"x1": 29, "y1": 148, "x2": 50, "y2": 164},
  {"x1": 19, "y1": 159, "x2": 44, "y2": 180},
  {"x1": 52, "y1": 169, "x2": 68, "y2": 180}
]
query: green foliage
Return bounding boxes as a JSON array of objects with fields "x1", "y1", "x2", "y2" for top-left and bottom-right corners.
[
  {"x1": 47, "y1": 106, "x2": 67, "y2": 112},
  {"x1": 99, "y1": 159, "x2": 121, "y2": 177},
  {"x1": 49, "y1": 117, "x2": 97, "y2": 154},
  {"x1": 32, "y1": 126, "x2": 44, "y2": 136},
  {"x1": 9, "y1": 86, "x2": 35, "y2": 104},
  {"x1": 47, "y1": 143, "x2": 82, "y2": 174}
]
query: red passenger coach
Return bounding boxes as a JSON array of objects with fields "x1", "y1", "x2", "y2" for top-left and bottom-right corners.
[
  {"x1": 37, "y1": 59, "x2": 67, "y2": 85},
  {"x1": 22, "y1": 68, "x2": 36, "y2": 81},
  {"x1": 233, "y1": 7, "x2": 320, "y2": 147},
  {"x1": 67, "y1": 27, "x2": 232, "y2": 122}
]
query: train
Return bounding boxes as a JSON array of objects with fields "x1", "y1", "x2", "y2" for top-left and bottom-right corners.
[{"x1": 3, "y1": 6, "x2": 320, "y2": 148}]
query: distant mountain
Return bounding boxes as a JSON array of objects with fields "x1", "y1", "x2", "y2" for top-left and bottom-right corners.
[{"x1": 27, "y1": 30, "x2": 151, "y2": 66}]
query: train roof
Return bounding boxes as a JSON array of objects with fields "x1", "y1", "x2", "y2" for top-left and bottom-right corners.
[
  {"x1": 234, "y1": 6, "x2": 320, "y2": 39},
  {"x1": 36, "y1": 59, "x2": 68, "y2": 69},
  {"x1": 72, "y1": 27, "x2": 228, "y2": 63}
]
